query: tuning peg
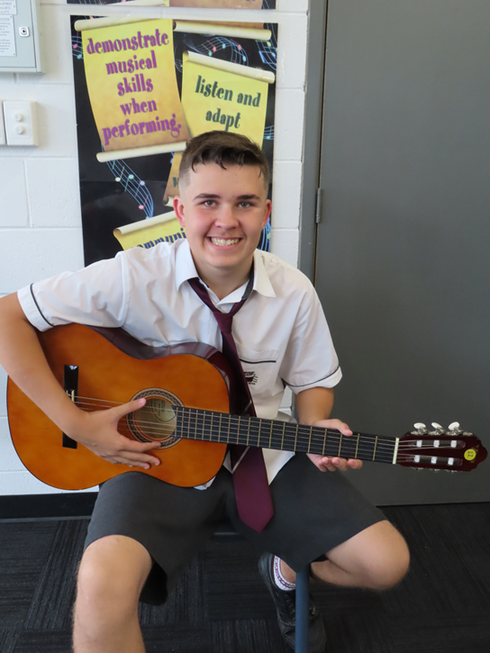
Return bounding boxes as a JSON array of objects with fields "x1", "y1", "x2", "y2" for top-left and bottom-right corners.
[
  {"x1": 431, "y1": 422, "x2": 444, "y2": 434},
  {"x1": 448, "y1": 422, "x2": 462, "y2": 435},
  {"x1": 413, "y1": 422, "x2": 426, "y2": 434}
]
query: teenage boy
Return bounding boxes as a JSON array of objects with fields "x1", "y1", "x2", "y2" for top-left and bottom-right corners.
[{"x1": 0, "y1": 131, "x2": 409, "y2": 653}]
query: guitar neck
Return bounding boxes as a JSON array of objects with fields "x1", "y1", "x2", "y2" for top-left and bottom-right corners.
[{"x1": 175, "y1": 406, "x2": 398, "y2": 465}]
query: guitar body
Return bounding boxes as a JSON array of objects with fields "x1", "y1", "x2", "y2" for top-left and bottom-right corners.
[{"x1": 7, "y1": 324, "x2": 232, "y2": 490}]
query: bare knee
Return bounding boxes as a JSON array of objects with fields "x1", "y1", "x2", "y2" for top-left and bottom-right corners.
[
  {"x1": 75, "y1": 536, "x2": 152, "y2": 631},
  {"x1": 366, "y1": 528, "x2": 410, "y2": 590},
  {"x1": 326, "y1": 520, "x2": 410, "y2": 591}
]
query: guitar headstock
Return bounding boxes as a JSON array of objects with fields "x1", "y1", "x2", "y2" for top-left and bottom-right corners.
[{"x1": 397, "y1": 422, "x2": 487, "y2": 472}]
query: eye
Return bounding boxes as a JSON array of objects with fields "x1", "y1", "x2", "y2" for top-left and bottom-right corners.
[
  {"x1": 202, "y1": 199, "x2": 216, "y2": 207},
  {"x1": 238, "y1": 201, "x2": 253, "y2": 208}
]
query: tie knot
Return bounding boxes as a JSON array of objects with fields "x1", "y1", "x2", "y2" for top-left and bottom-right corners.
[{"x1": 214, "y1": 310, "x2": 233, "y2": 334}]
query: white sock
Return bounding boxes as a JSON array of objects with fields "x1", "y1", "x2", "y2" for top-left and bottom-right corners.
[{"x1": 273, "y1": 555, "x2": 296, "y2": 591}]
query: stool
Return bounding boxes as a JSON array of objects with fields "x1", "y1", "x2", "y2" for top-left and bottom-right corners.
[{"x1": 213, "y1": 522, "x2": 310, "y2": 653}]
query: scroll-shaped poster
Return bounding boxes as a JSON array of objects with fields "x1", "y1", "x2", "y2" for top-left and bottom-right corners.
[
  {"x1": 78, "y1": 19, "x2": 189, "y2": 162},
  {"x1": 114, "y1": 211, "x2": 184, "y2": 250},
  {"x1": 182, "y1": 51, "x2": 274, "y2": 143}
]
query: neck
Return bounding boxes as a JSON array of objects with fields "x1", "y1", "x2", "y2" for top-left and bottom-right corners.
[{"x1": 196, "y1": 263, "x2": 253, "y2": 301}]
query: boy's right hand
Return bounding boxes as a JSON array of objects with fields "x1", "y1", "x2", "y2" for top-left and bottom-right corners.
[{"x1": 66, "y1": 398, "x2": 161, "y2": 470}]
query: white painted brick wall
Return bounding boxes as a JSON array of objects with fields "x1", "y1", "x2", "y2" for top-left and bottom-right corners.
[{"x1": 0, "y1": 0, "x2": 309, "y2": 496}]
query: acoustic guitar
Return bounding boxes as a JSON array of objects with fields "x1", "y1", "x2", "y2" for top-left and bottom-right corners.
[{"x1": 7, "y1": 324, "x2": 487, "y2": 490}]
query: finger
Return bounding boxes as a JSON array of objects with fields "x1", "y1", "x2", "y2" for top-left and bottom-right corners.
[
  {"x1": 119, "y1": 445, "x2": 162, "y2": 467},
  {"x1": 335, "y1": 423, "x2": 353, "y2": 436},
  {"x1": 110, "y1": 397, "x2": 146, "y2": 419},
  {"x1": 317, "y1": 457, "x2": 338, "y2": 472},
  {"x1": 120, "y1": 442, "x2": 161, "y2": 465},
  {"x1": 316, "y1": 419, "x2": 353, "y2": 436},
  {"x1": 348, "y1": 459, "x2": 363, "y2": 470},
  {"x1": 112, "y1": 452, "x2": 160, "y2": 469}
]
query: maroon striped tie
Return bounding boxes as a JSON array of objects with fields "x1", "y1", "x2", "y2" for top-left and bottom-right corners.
[{"x1": 188, "y1": 277, "x2": 274, "y2": 532}]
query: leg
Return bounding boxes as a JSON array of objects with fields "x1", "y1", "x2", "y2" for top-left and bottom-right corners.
[
  {"x1": 281, "y1": 519, "x2": 410, "y2": 590},
  {"x1": 73, "y1": 535, "x2": 153, "y2": 653}
]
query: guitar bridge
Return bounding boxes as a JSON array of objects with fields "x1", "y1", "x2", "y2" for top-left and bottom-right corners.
[{"x1": 62, "y1": 365, "x2": 78, "y2": 449}]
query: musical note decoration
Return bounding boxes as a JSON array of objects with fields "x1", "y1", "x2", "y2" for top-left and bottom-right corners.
[{"x1": 107, "y1": 157, "x2": 154, "y2": 219}]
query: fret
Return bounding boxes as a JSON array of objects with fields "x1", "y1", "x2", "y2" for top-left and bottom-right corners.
[
  {"x1": 268, "y1": 421, "x2": 273, "y2": 449},
  {"x1": 256, "y1": 418, "x2": 263, "y2": 448},
  {"x1": 246, "y1": 418, "x2": 251, "y2": 446},
  {"x1": 182, "y1": 407, "x2": 190, "y2": 441},
  {"x1": 248, "y1": 416, "x2": 262, "y2": 448},
  {"x1": 190, "y1": 409, "x2": 198, "y2": 441},
  {"x1": 198, "y1": 410, "x2": 206, "y2": 442},
  {"x1": 338, "y1": 434, "x2": 342, "y2": 457},
  {"x1": 306, "y1": 426, "x2": 312, "y2": 454},
  {"x1": 218, "y1": 413, "x2": 223, "y2": 444},
  {"x1": 320, "y1": 428, "x2": 329, "y2": 456},
  {"x1": 201, "y1": 410, "x2": 206, "y2": 441},
  {"x1": 357, "y1": 433, "x2": 376, "y2": 462},
  {"x1": 227, "y1": 414, "x2": 239, "y2": 445},
  {"x1": 191, "y1": 410, "x2": 198, "y2": 441},
  {"x1": 337, "y1": 435, "x2": 359, "y2": 460},
  {"x1": 227, "y1": 413, "x2": 231, "y2": 444},
  {"x1": 236, "y1": 416, "x2": 241, "y2": 445},
  {"x1": 270, "y1": 420, "x2": 286, "y2": 451},
  {"x1": 372, "y1": 436, "x2": 378, "y2": 461},
  {"x1": 281, "y1": 422, "x2": 285, "y2": 450},
  {"x1": 282, "y1": 423, "x2": 298, "y2": 452},
  {"x1": 354, "y1": 433, "x2": 360, "y2": 459},
  {"x1": 234, "y1": 415, "x2": 244, "y2": 446}
]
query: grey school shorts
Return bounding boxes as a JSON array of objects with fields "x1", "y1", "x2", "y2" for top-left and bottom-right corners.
[{"x1": 85, "y1": 454, "x2": 385, "y2": 604}]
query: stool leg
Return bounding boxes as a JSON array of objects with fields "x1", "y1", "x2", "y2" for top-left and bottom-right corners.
[{"x1": 295, "y1": 566, "x2": 309, "y2": 653}]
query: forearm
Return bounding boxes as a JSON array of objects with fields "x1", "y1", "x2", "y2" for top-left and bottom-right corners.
[
  {"x1": 0, "y1": 293, "x2": 160, "y2": 467},
  {"x1": 0, "y1": 293, "x2": 83, "y2": 432},
  {"x1": 295, "y1": 386, "x2": 334, "y2": 425}
]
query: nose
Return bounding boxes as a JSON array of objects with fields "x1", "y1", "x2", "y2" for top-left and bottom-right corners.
[{"x1": 215, "y1": 204, "x2": 239, "y2": 229}]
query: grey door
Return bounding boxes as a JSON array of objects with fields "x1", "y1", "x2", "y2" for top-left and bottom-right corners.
[{"x1": 314, "y1": 0, "x2": 490, "y2": 504}]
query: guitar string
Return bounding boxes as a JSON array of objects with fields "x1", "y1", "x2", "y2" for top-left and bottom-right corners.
[
  {"x1": 67, "y1": 396, "x2": 462, "y2": 455},
  {"x1": 71, "y1": 397, "x2": 456, "y2": 451},
  {"x1": 71, "y1": 397, "x2": 403, "y2": 450}
]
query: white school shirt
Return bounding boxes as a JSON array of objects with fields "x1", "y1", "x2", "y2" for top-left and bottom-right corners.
[{"x1": 18, "y1": 239, "x2": 342, "y2": 483}]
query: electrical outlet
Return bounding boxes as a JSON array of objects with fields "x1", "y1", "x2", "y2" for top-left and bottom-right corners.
[
  {"x1": 0, "y1": 102, "x2": 6, "y2": 145},
  {"x1": 3, "y1": 101, "x2": 38, "y2": 146}
]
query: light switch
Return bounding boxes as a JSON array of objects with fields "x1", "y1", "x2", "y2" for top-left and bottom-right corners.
[{"x1": 3, "y1": 101, "x2": 38, "y2": 146}]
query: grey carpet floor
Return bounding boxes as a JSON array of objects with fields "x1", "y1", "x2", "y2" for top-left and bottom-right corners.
[{"x1": 1, "y1": 503, "x2": 489, "y2": 652}]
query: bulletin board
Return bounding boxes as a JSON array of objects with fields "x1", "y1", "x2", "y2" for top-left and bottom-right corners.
[{"x1": 70, "y1": 8, "x2": 277, "y2": 264}]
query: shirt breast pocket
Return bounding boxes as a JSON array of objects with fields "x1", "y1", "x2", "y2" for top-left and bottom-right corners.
[{"x1": 236, "y1": 345, "x2": 281, "y2": 397}]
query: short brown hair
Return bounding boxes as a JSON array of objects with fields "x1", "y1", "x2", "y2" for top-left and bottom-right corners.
[{"x1": 179, "y1": 130, "x2": 269, "y2": 190}]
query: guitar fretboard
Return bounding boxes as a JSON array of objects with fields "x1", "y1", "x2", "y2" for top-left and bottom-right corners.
[{"x1": 175, "y1": 406, "x2": 398, "y2": 465}]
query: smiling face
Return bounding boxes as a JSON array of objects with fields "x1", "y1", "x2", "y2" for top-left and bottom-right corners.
[{"x1": 173, "y1": 162, "x2": 271, "y2": 299}]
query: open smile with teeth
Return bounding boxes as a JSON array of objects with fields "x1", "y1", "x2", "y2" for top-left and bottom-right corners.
[{"x1": 210, "y1": 238, "x2": 241, "y2": 246}]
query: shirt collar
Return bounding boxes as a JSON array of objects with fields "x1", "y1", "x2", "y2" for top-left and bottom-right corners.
[
  {"x1": 252, "y1": 249, "x2": 276, "y2": 298},
  {"x1": 175, "y1": 240, "x2": 200, "y2": 290},
  {"x1": 175, "y1": 239, "x2": 276, "y2": 300}
]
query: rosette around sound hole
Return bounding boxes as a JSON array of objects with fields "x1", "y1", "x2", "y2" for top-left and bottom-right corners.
[{"x1": 127, "y1": 388, "x2": 184, "y2": 449}]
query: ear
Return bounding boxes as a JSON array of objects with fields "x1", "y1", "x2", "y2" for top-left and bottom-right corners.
[
  {"x1": 261, "y1": 199, "x2": 272, "y2": 230},
  {"x1": 173, "y1": 195, "x2": 185, "y2": 227}
]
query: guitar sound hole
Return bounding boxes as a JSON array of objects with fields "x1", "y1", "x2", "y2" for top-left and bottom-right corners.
[{"x1": 127, "y1": 388, "x2": 183, "y2": 449}]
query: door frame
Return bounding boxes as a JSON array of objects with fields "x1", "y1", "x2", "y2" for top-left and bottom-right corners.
[{"x1": 299, "y1": 0, "x2": 328, "y2": 281}]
